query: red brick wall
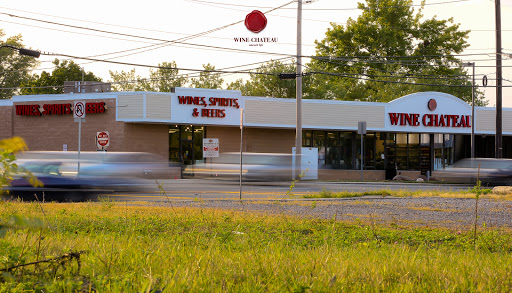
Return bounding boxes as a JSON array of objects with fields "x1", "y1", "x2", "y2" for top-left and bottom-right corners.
[
  {"x1": 206, "y1": 126, "x2": 295, "y2": 154},
  {"x1": 0, "y1": 106, "x2": 13, "y2": 140},
  {"x1": 10, "y1": 98, "x2": 168, "y2": 158}
]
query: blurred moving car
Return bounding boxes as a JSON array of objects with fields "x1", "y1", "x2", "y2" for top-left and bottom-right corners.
[
  {"x1": 3, "y1": 151, "x2": 177, "y2": 202},
  {"x1": 6, "y1": 160, "x2": 108, "y2": 202},
  {"x1": 183, "y1": 152, "x2": 294, "y2": 181},
  {"x1": 17, "y1": 151, "x2": 178, "y2": 179},
  {"x1": 432, "y1": 158, "x2": 512, "y2": 186}
]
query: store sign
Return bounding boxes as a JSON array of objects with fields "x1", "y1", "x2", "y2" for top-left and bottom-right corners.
[
  {"x1": 388, "y1": 113, "x2": 471, "y2": 128},
  {"x1": 177, "y1": 96, "x2": 240, "y2": 119},
  {"x1": 15, "y1": 102, "x2": 106, "y2": 116},
  {"x1": 385, "y1": 92, "x2": 472, "y2": 133}
]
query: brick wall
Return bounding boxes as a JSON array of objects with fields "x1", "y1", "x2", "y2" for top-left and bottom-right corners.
[
  {"x1": 10, "y1": 99, "x2": 168, "y2": 157},
  {"x1": 0, "y1": 106, "x2": 13, "y2": 140},
  {"x1": 206, "y1": 126, "x2": 295, "y2": 154}
]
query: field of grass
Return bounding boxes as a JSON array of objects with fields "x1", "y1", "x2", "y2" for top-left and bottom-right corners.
[{"x1": 1, "y1": 199, "x2": 512, "y2": 292}]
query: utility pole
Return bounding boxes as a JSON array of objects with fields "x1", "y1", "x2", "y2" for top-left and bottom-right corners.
[
  {"x1": 495, "y1": 0, "x2": 502, "y2": 158},
  {"x1": 295, "y1": 0, "x2": 303, "y2": 180}
]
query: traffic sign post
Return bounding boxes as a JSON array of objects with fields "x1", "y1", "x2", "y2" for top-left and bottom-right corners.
[
  {"x1": 96, "y1": 131, "x2": 110, "y2": 150},
  {"x1": 74, "y1": 101, "x2": 86, "y2": 178}
]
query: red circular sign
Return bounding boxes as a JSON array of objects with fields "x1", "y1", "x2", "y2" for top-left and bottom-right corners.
[
  {"x1": 97, "y1": 132, "x2": 109, "y2": 147},
  {"x1": 245, "y1": 10, "x2": 267, "y2": 33},
  {"x1": 427, "y1": 99, "x2": 437, "y2": 111}
]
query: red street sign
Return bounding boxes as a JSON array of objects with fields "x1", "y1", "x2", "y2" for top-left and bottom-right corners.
[{"x1": 97, "y1": 131, "x2": 109, "y2": 147}]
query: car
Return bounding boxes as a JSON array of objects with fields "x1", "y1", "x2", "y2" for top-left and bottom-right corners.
[
  {"x1": 4, "y1": 159, "x2": 154, "y2": 202},
  {"x1": 16, "y1": 151, "x2": 178, "y2": 179},
  {"x1": 432, "y1": 158, "x2": 512, "y2": 186},
  {"x1": 184, "y1": 152, "x2": 294, "y2": 181}
]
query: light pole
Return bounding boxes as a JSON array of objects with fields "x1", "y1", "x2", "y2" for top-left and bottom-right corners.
[
  {"x1": 463, "y1": 62, "x2": 476, "y2": 158},
  {"x1": 0, "y1": 45, "x2": 40, "y2": 58}
]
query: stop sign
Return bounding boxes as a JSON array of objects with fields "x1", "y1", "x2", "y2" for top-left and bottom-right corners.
[{"x1": 96, "y1": 131, "x2": 110, "y2": 148}]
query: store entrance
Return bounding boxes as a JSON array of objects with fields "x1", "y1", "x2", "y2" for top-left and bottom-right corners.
[{"x1": 168, "y1": 125, "x2": 205, "y2": 167}]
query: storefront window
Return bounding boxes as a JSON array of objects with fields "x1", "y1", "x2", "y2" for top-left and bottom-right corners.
[
  {"x1": 340, "y1": 132, "x2": 353, "y2": 169},
  {"x1": 408, "y1": 134, "x2": 420, "y2": 170},
  {"x1": 396, "y1": 134, "x2": 408, "y2": 170},
  {"x1": 313, "y1": 131, "x2": 326, "y2": 168}
]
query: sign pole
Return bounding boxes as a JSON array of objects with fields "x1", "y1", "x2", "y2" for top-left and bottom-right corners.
[
  {"x1": 239, "y1": 108, "x2": 244, "y2": 200},
  {"x1": 78, "y1": 118, "x2": 81, "y2": 178},
  {"x1": 73, "y1": 101, "x2": 86, "y2": 179}
]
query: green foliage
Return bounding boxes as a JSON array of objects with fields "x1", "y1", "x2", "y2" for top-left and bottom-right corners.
[
  {"x1": 108, "y1": 68, "x2": 151, "y2": 92},
  {"x1": 109, "y1": 61, "x2": 188, "y2": 92},
  {"x1": 0, "y1": 30, "x2": 40, "y2": 99},
  {"x1": 1, "y1": 202, "x2": 512, "y2": 291},
  {"x1": 20, "y1": 59, "x2": 102, "y2": 95},
  {"x1": 0, "y1": 137, "x2": 41, "y2": 195},
  {"x1": 227, "y1": 59, "x2": 301, "y2": 99},
  {"x1": 191, "y1": 63, "x2": 224, "y2": 89},
  {"x1": 308, "y1": 0, "x2": 485, "y2": 105}
]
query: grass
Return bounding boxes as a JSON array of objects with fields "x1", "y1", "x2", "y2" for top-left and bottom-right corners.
[
  {"x1": 303, "y1": 187, "x2": 497, "y2": 199},
  {"x1": 1, "y1": 200, "x2": 512, "y2": 292}
]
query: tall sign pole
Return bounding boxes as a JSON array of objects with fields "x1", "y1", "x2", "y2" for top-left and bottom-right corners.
[
  {"x1": 239, "y1": 108, "x2": 244, "y2": 200},
  {"x1": 73, "y1": 101, "x2": 86, "y2": 178},
  {"x1": 495, "y1": 0, "x2": 503, "y2": 158},
  {"x1": 295, "y1": 0, "x2": 303, "y2": 180}
]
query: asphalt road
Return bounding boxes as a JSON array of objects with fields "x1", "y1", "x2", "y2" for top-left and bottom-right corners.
[{"x1": 106, "y1": 179, "x2": 475, "y2": 201}]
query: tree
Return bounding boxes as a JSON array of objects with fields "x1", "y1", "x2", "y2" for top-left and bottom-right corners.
[
  {"x1": 149, "y1": 61, "x2": 189, "y2": 92},
  {"x1": 0, "y1": 30, "x2": 39, "y2": 99},
  {"x1": 190, "y1": 63, "x2": 223, "y2": 89},
  {"x1": 109, "y1": 61, "x2": 188, "y2": 92},
  {"x1": 20, "y1": 59, "x2": 102, "y2": 95},
  {"x1": 227, "y1": 60, "x2": 302, "y2": 99},
  {"x1": 308, "y1": 0, "x2": 486, "y2": 105},
  {"x1": 109, "y1": 68, "x2": 151, "y2": 92}
]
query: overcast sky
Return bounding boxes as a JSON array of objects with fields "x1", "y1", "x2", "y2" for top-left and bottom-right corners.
[{"x1": 1, "y1": 0, "x2": 511, "y2": 107}]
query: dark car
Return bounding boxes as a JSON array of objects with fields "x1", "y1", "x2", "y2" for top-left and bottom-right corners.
[
  {"x1": 432, "y1": 158, "x2": 512, "y2": 186},
  {"x1": 4, "y1": 160, "x2": 152, "y2": 202}
]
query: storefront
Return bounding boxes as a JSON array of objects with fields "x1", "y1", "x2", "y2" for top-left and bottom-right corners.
[{"x1": 1, "y1": 87, "x2": 511, "y2": 180}]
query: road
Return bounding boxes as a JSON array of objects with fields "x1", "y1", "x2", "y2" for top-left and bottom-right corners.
[{"x1": 106, "y1": 179, "x2": 475, "y2": 202}]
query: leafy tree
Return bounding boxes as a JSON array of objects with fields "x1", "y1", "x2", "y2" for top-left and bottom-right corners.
[
  {"x1": 227, "y1": 60, "x2": 304, "y2": 99},
  {"x1": 149, "y1": 61, "x2": 189, "y2": 92},
  {"x1": 109, "y1": 61, "x2": 188, "y2": 92},
  {"x1": 20, "y1": 59, "x2": 102, "y2": 95},
  {"x1": 0, "y1": 30, "x2": 39, "y2": 99},
  {"x1": 190, "y1": 63, "x2": 223, "y2": 89},
  {"x1": 308, "y1": 0, "x2": 486, "y2": 105},
  {"x1": 109, "y1": 68, "x2": 151, "y2": 92}
]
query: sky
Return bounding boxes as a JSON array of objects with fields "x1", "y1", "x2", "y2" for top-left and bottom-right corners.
[{"x1": 1, "y1": 0, "x2": 511, "y2": 107}]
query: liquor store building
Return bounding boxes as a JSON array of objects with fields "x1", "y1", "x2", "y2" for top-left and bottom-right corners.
[{"x1": 1, "y1": 87, "x2": 511, "y2": 180}]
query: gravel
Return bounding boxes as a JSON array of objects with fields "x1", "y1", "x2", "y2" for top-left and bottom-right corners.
[{"x1": 152, "y1": 196, "x2": 512, "y2": 229}]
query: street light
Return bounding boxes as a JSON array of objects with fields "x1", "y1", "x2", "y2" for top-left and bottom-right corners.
[
  {"x1": 0, "y1": 45, "x2": 40, "y2": 58},
  {"x1": 463, "y1": 62, "x2": 475, "y2": 158}
]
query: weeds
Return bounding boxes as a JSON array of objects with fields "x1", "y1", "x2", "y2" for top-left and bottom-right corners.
[{"x1": 1, "y1": 202, "x2": 512, "y2": 291}]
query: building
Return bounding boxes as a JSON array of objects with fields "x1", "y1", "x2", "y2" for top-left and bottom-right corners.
[{"x1": 1, "y1": 87, "x2": 511, "y2": 180}]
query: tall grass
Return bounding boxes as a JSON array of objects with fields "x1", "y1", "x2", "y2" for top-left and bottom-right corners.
[
  {"x1": 1, "y1": 200, "x2": 512, "y2": 292},
  {"x1": 304, "y1": 187, "x2": 494, "y2": 199}
]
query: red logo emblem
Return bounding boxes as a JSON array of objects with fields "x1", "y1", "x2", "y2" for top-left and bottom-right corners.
[
  {"x1": 245, "y1": 10, "x2": 267, "y2": 33},
  {"x1": 428, "y1": 99, "x2": 437, "y2": 111}
]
